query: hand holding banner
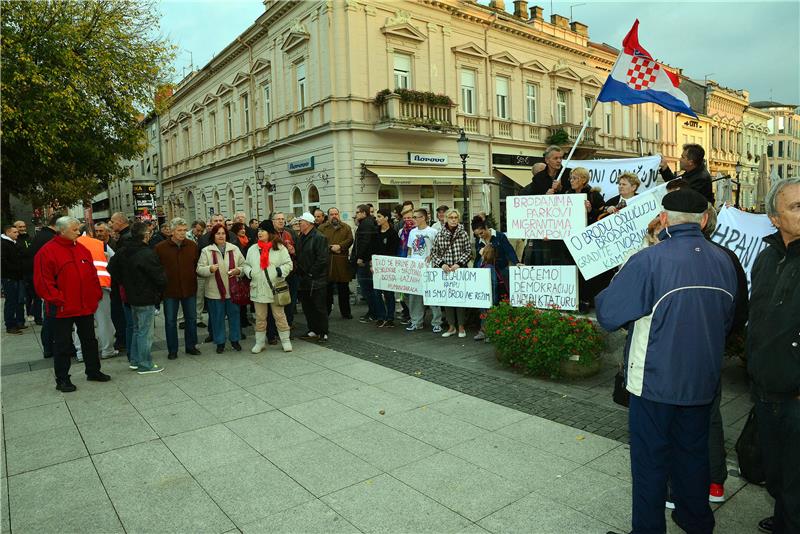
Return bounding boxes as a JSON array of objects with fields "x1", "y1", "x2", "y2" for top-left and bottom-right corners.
[{"x1": 563, "y1": 155, "x2": 662, "y2": 200}]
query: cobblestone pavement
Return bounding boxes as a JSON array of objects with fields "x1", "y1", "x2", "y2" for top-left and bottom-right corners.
[{"x1": 0, "y1": 308, "x2": 770, "y2": 533}]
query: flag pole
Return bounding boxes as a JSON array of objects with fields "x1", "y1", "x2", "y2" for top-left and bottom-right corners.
[{"x1": 555, "y1": 52, "x2": 622, "y2": 184}]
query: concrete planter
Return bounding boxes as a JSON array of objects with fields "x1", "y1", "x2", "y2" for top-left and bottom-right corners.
[{"x1": 560, "y1": 353, "x2": 602, "y2": 379}]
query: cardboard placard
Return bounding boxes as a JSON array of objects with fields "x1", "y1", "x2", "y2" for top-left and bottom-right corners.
[
  {"x1": 422, "y1": 268, "x2": 492, "y2": 309},
  {"x1": 506, "y1": 194, "x2": 587, "y2": 240},
  {"x1": 371, "y1": 255, "x2": 426, "y2": 296},
  {"x1": 509, "y1": 265, "x2": 579, "y2": 310}
]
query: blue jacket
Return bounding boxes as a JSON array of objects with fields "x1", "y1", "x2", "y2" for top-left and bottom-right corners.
[{"x1": 596, "y1": 223, "x2": 737, "y2": 405}]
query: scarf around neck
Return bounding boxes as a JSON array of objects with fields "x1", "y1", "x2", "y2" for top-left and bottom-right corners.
[{"x1": 257, "y1": 240, "x2": 273, "y2": 269}]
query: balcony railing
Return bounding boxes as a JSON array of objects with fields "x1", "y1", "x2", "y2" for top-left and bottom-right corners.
[{"x1": 377, "y1": 94, "x2": 454, "y2": 129}]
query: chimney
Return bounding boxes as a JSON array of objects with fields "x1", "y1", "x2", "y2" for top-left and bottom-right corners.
[
  {"x1": 570, "y1": 21, "x2": 588, "y2": 37},
  {"x1": 489, "y1": 0, "x2": 506, "y2": 11},
  {"x1": 513, "y1": 0, "x2": 527, "y2": 18},
  {"x1": 550, "y1": 14, "x2": 569, "y2": 28},
  {"x1": 529, "y1": 5, "x2": 543, "y2": 20}
]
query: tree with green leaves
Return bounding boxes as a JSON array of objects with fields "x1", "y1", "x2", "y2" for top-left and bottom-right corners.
[{"x1": 1, "y1": 0, "x2": 174, "y2": 219}]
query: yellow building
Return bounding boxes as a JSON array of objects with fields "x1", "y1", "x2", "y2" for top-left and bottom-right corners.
[
  {"x1": 740, "y1": 106, "x2": 770, "y2": 209},
  {"x1": 160, "y1": 0, "x2": 680, "y2": 226}
]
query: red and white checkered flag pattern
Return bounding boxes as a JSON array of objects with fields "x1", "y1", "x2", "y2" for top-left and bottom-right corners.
[{"x1": 626, "y1": 56, "x2": 660, "y2": 91}]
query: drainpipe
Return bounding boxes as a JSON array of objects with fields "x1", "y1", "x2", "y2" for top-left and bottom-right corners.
[{"x1": 484, "y1": 12, "x2": 498, "y2": 219}]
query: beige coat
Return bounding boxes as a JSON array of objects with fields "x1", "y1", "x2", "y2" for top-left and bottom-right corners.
[
  {"x1": 197, "y1": 243, "x2": 246, "y2": 300},
  {"x1": 242, "y1": 242, "x2": 293, "y2": 304}
]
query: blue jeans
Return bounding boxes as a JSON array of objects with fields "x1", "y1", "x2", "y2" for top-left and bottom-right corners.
[
  {"x1": 123, "y1": 303, "x2": 135, "y2": 362},
  {"x1": 207, "y1": 298, "x2": 240, "y2": 346},
  {"x1": 163, "y1": 296, "x2": 197, "y2": 354},
  {"x1": 131, "y1": 305, "x2": 155, "y2": 370},
  {"x1": 356, "y1": 266, "x2": 379, "y2": 318},
  {"x1": 375, "y1": 290, "x2": 395, "y2": 321},
  {"x1": 2, "y1": 279, "x2": 26, "y2": 329}
]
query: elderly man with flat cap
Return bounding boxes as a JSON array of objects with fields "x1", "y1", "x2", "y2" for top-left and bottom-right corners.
[{"x1": 597, "y1": 188, "x2": 738, "y2": 534}]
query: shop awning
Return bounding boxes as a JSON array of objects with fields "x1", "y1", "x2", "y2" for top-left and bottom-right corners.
[
  {"x1": 494, "y1": 166, "x2": 533, "y2": 187},
  {"x1": 366, "y1": 166, "x2": 491, "y2": 186}
]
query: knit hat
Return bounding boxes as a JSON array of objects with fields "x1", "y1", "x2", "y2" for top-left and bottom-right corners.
[
  {"x1": 661, "y1": 188, "x2": 708, "y2": 214},
  {"x1": 258, "y1": 220, "x2": 276, "y2": 234}
]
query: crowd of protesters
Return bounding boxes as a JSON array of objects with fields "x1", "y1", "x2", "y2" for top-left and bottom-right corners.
[{"x1": 1, "y1": 141, "x2": 797, "y2": 534}]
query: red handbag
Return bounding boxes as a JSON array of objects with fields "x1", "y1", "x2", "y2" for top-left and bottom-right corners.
[{"x1": 213, "y1": 249, "x2": 251, "y2": 305}]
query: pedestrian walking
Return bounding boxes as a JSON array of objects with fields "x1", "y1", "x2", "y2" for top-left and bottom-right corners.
[
  {"x1": 108, "y1": 222, "x2": 167, "y2": 374},
  {"x1": 429, "y1": 209, "x2": 472, "y2": 338},
  {"x1": 596, "y1": 188, "x2": 738, "y2": 534},
  {"x1": 746, "y1": 177, "x2": 800, "y2": 534},
  {"x1": 33, "y1": 216, "x2": 111, "y2": 391},
  {"x1": 197, "y1": 223, "x2": 245, "y2": 353},
  {"x1": 318, "y1": 207, "x2": 354, "y2": 320},
  {"x1": 155, "y1": 217, "x2": 201, "y2": 360},
  {"x1": 296, "y1": 212, "x2": 330, "y2": 343},
  {"x1": 1, "y1": 224, "x2": 27, "y2": 334},
  {"x1": 243, "y1": 220, "x2": 294, "y2": 353}
]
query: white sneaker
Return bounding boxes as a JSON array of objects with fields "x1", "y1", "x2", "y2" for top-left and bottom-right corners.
[
  {"x1": 441, "y1": 330, "x2": 457, "y2": 338},
  {"x1": 458, "y1": 331, "x2": 466, "y2": 338},
  {"x1": 432, "y1": 325, "x2": 443, "y2": 334}
]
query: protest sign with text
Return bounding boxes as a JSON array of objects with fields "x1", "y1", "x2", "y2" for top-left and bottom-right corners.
[
  {"x1": 422, "y1": 268, "x2": 492, "y2": 309},
  {"x1": 710, "y1": 207, "x2": 773, "y2": 292},
  {"x1": 372, "y1": 255, "x2": 425, "y2": 295},
  {"x1": 565, "y1": 184, "x2": 669, "y2": 279},
  {"x1": 506, "y1": 193, "x2": 587, "y2": 240},
  {"x1": 509, "y1": 266, "x2": 578, "y2": 311},
  {"x1": 563, "y1": 155, "x2": 662, "y2": 200}
]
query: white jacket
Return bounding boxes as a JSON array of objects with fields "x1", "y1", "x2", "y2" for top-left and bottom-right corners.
[
  {"x1": 242, "y1": 243, "x2": 293, "y2": 304},
  {"x1": 196, "y1": 243, "x2": 246, "y2": 300}
]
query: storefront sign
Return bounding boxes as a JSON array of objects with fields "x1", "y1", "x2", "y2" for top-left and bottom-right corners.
[
  {"x1": 288, "y1": 156, "x2": 314, "y2": 172},
  {"x1": 372, "y1": 255, "x2": 425, "y2": 295},
  {"x1": 422, "y1": 268, "x2": 492, "y2": 309},
  {"x1": 505, "y1": 194, "x2": 587, "y2": 240},
  {"x1": 408, "y1": 153, "x2": 448, "y2": 166},
  {"x1": 509, "y1": 266, "x2": 578, "y2": 310},
  {"x1": 565, "y1": 183, "x2": 668, "y2": 280}
]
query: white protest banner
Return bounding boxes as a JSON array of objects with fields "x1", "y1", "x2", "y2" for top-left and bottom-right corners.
[
  {"x1": 506, "y1": 193, "x2": 587, "y2": 240},
  {"x1": 565, "y1": 183, "x2": 669, "y2": 280},
  {"x1": 372, "y1": 255, "x2": 425, "y2": 295},
  {"x1": 563, "y1": 155, "x2": 662, "y2": 200},
  {"x1": 422, "y1": 268, "x2": 492, "y2": 309},
  {"x1": 710, "y1": 207, "x2": 773, "y2": 291},
  {"x1": 509, "y1": 266, "x2": 578, "y2": 311}
]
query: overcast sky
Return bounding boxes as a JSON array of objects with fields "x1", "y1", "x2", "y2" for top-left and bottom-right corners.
[{"x1": 160, "y1": 0, "x2": 799, "y2": 104}]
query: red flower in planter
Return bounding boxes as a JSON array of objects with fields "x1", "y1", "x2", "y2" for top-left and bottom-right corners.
[{"x1": 524, "y1": 327, "x2": 532, "y2": 334}]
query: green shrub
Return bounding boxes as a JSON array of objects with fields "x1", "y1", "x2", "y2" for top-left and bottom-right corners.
[
  {"x1": 374, "y1": 88, "x2": 454, "y2": 107},
  {"x1": 545, "y1": 128, "x2": 569, "y2": 146},
  {"x1": 484, "y1": 302, "x2": 605, "y2": 378}
]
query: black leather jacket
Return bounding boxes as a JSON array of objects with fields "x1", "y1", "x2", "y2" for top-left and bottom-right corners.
[{"x1": 296, "y1": 228, "x2": 330, "y2": 291}]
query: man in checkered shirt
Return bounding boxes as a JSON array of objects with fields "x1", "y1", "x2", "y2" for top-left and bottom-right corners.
[{"x1": 658, "y1": 143, "x2": 714, "y2": 204}]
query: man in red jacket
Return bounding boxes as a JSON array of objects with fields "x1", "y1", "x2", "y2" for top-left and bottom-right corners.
[{"x1": 34, "y1": 216, "x2": 111, "y2": 392}]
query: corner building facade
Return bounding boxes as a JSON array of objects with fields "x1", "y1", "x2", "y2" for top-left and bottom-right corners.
[{"x1": 160, "y1": 0, "x2": 679, "y2": 227}]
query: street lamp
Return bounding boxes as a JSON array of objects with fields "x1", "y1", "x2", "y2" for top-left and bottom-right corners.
[
  {"x1": 734, "y1": 161, "x2": 742, "y2": 209},
  {"x1": 457, "y1": 129, "x2": 469, "y2": 227},
  {"x1": 254, "y1": 166, "x2": 265, "y2": 219}
]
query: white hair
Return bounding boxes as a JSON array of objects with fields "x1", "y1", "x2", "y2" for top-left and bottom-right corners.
[
  {"x1": 766, "y1": 177, "x2": 800, "y2": 218},
  {"x1": 663, "y1": 210, "x2": 704, "y2": 226},
  {"x1": 55, "y1": 216, "x2": 80, "y2": 232},
  {"x1": 170, "y1": 217, "x2": 187, "y2": 230}
]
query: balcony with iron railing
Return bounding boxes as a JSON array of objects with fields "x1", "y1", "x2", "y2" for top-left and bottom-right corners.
[
  {"x1": 375, "y1": 91, "x2": 456, "y2": 132},
  {"x1": 547, "y1": 123, "x2": 600, "y2": 146}
]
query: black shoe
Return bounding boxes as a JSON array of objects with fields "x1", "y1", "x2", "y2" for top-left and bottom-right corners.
[
  {"x1": 359, "y1": 314, "x2": 373, "y2": 323},
  {"x1": 758, "y1": 516, "x2": 774, "y2": 533},
  {"x1": 268, "y1": 338, "x2": 278, "y2": 345},
  {"x1": 186, "y1": 348, "x2": 201, "y2": 356},
  {"x1": 579, "y1": 300, "x2": 591, "y2": 314},
  {"x1": 197, "y1": 321, "x2": 207, "y2": 328},
  {"x1": 43, "y1": 353, "x2": 53, "y2": 359},
  {"x1": 375, "y1": 320, "x2": 386, "y2": 327},
  {"x1": 179, "y1": 321, "x2": 185, "y2": 330},
  {"x1": 204, "y1": 335, "x2": 213, "y2": 343},
  {"x1": 87, "y1": 372, "x2": 111, "y2": 382},
  {"x1": 383, "y1": 320, "x2": 396, "y2": 328},
  {"x1": 398, "y1": 317, "x2": 411, "y2": 325},
  {"x1": 316, "y1": 334, "x2": 329, "y2": 344},
  {"x1": 216, "y1": 344, "x2": 225, "y2": 354},
  {"x1": 231, "y1": 342, "x2": 242, "y2": 351},
  {"x1": 56, "y1": 380, "x2": 77, "y2": 392},
  {"x1": 168, "y1": 352, "x2": 178, "y2": 360},
  {"x1": 6, "y1": 328, "x2": 22, "y2": 335},
  {"x1": 342, "y1": 314, "x2": 353, "y2": 319}
]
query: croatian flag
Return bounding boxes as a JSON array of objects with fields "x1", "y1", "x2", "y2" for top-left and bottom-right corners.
[{"x1": 598, "y1": 20, "x2": 697, "y2": 118}]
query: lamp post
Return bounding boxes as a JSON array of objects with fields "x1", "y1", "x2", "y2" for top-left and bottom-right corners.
[
  {"x1": 254, "y1": 166, "x2": 265, "y2": 219},
  {"x1": 457, "y1": 129, "x2": 469, "y2": 227},
  {"x1": 734, "y1": 161, "x2": 742, "y2": 209}
]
